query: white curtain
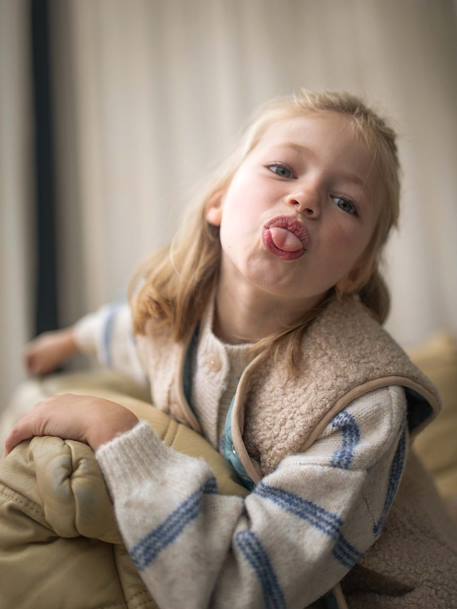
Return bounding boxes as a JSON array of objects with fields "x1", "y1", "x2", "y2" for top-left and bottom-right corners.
[
  {"x1": 0, "y1": 0, "x2": 34, "y2": 408},
  {"x1": 2, "y1": 0, "x2": 456, "y2": 407},
  {"x1": 52, "y1": 0, "x2": 457, "y2": 348}
]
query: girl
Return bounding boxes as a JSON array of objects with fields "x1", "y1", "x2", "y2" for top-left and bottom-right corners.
[{"x1": 5, "y1": 91, "x2": 455, "y2": 608}]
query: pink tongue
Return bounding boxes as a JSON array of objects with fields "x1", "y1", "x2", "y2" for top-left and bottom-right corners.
[{"x1": 269, "y1": 226, "x2": 303, "y2": 252}]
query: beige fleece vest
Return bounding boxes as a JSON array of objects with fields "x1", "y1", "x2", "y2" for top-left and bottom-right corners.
[{"x1": 234, "y1": 297, "x2": 440, "y2": 477}]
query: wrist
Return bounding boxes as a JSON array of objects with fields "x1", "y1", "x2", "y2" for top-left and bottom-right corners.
[
  {"x1": 60, "y1": 328, "x2": 80, "y2": 358},
  {"x1": 89, "y1": 411, "x2": 139, "y2": 451}
]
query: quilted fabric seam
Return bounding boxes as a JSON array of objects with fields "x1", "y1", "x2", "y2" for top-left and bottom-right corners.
[{"x1": 0, "y1": 483, "x2": 44, "y2": 520}]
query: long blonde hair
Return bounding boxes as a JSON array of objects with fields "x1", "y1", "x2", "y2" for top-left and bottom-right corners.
[{"x1": 131, "y1": 90, "x2": 401, "y2": 371}]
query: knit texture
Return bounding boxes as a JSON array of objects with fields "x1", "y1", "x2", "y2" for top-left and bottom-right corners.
[{"x1": 190, "y1": 300, "x2": 255, "y2": 447}]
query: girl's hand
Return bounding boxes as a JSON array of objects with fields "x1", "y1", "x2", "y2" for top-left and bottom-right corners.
[
  {"x1": 4, "y1": 394, "x2": 139, "y2": 455},
  {"x1": 24, "y1": 328, "x2": 79, "y2": 376}
]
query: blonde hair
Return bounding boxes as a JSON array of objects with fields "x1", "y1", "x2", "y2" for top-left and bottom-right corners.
[{"x1": 131, "y1": 90, "x2": 401, "y2": 372}]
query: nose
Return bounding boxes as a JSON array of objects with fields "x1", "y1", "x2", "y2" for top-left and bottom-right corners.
[{"x1": 285, "y1": 189, "x2": 321, "y2": 218}]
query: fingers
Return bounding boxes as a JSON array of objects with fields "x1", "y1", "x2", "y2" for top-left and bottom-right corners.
[
  {"x1": 3, "y1": 398, "x2": 56, "y2": 455},
  {"x1": 4, "y1": 427, "x2": 24, "y2": 455},
  {"x1": 23, "y1": 333, "x2": 61, "y2": 376},
  {"x1": 4, "y1": 413, "x2": 37, "y2": 455},
  {"x1": 23, "y1": 350, "x2": 46, "y2": 375},
  {"x1": 23, "y1": 329, "x2": 79, "y2": 376}
]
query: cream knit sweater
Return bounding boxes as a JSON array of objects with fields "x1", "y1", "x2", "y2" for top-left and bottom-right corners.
[{"x1": 75, "y1": 302, "x2": 410, "y2": 609}]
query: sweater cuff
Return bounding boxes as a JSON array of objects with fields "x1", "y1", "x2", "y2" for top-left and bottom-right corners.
[
  {"x1": 95, "y1": 420, "x2": 202, "y2": 493},
  {"x1": 73, "y1": 312, "x2": 103, "y2": 355}
]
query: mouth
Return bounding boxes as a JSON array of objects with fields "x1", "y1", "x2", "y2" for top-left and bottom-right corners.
[{"x1": 263, "y1": 216, "x2": 310, "y2": 261}]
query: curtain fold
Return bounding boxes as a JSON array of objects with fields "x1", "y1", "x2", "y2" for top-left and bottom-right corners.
[{"x1": 0, "y1": 0, "x2": 34, "y2": 408}]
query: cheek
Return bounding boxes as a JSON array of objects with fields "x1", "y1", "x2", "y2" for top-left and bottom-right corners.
[
  {"x1": 221, "y1": 182, "x2": 270, "y2": 231},
  {"x1": 326, "y1": 222, "x2": 372, "y2": 272}
]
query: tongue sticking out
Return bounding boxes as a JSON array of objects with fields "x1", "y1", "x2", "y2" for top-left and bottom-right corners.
[{"x1": 269, "y1": 226, "x2": 304, "y2": 252}]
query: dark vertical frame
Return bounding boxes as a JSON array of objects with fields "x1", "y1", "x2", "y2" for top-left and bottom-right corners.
[{"x1": 30, "y1": 0, "x2": 59, "y2": 336}]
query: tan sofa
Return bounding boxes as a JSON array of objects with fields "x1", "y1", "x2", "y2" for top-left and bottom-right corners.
[{"x1": 408, "y1": 334, "x2": 457, "y2": 522}]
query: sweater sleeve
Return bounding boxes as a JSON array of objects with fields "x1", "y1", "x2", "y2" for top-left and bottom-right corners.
[
  {"x1": 96, "y1": 386, "x2": 408, "y2": 609},
  {"x1": 73, "y1": 303, "x2": 148, "y2": 386}
]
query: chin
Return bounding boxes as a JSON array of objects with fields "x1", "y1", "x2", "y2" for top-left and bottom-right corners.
[{"x1": 247, "y1": 271, "x2": 304, "y2": 300}]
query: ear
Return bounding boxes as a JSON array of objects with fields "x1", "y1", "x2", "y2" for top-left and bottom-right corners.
[{"x1": 206, "y1": 190, "x2": 224, "y2": 227}]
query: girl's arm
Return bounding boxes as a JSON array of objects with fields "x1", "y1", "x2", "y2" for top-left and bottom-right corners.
[
  {"x1": 25, "y1": 303, "x2": 148, "y2": 386},
  {"x1": 94, "y1": 386, "x2": 408, "y2": 609},
  {"x1": 73, "y1": 302, "x2": 148, "y2": 385}
]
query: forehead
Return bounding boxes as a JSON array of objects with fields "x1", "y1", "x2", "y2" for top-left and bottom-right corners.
[{"x1": 253, "y1": 112, "x2": 376, "y2": 179}]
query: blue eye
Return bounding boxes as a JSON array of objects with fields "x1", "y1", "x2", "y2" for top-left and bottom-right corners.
[
  {"x1": 266, "y1": 163, "x2": 295, "y2": 179},
  {"x1": 333, "y1": 195, "x2": 358, "y2": 216}
]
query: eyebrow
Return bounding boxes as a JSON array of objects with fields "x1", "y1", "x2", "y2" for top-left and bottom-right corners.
[{"x1": 269, "y1": 142, "x2": 369, "y2": 193}]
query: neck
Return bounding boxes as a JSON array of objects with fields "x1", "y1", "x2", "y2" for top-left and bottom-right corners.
[{"x1": 213, "y1": 270, "x2": 323, "y2": 345}]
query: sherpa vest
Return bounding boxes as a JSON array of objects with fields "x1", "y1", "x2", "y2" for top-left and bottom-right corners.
[{"x1": 138, "y1": 297, "x2": 457, "y2": 609}]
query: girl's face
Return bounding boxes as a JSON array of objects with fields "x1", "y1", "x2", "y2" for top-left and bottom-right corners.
[{"x1": 207, "y1": 112, "x2": 381, "y2": 308}]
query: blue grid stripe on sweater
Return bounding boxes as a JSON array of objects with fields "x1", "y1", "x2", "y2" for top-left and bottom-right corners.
[
  {"x1": 131, "y1": 478, "x2": 217, "y2": 571},
  {"x1": 101, "y1": 303, "x2": 124, "y2": 368},
  {"x1": 332, "y1": 536, "x2": 362, "y2": 569},
  {"x1": 255, "y1": 483, "x2": 362, "y2": 568},
  {"x1": 236, "y1": 530, "x2": 287, "y2": 609},
  {"x1": 373, "y1": 428, "x2": 407, "y2": 536},
  {"x1": 330, "y1": 411, "x2": 361, "y2": 469}
]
